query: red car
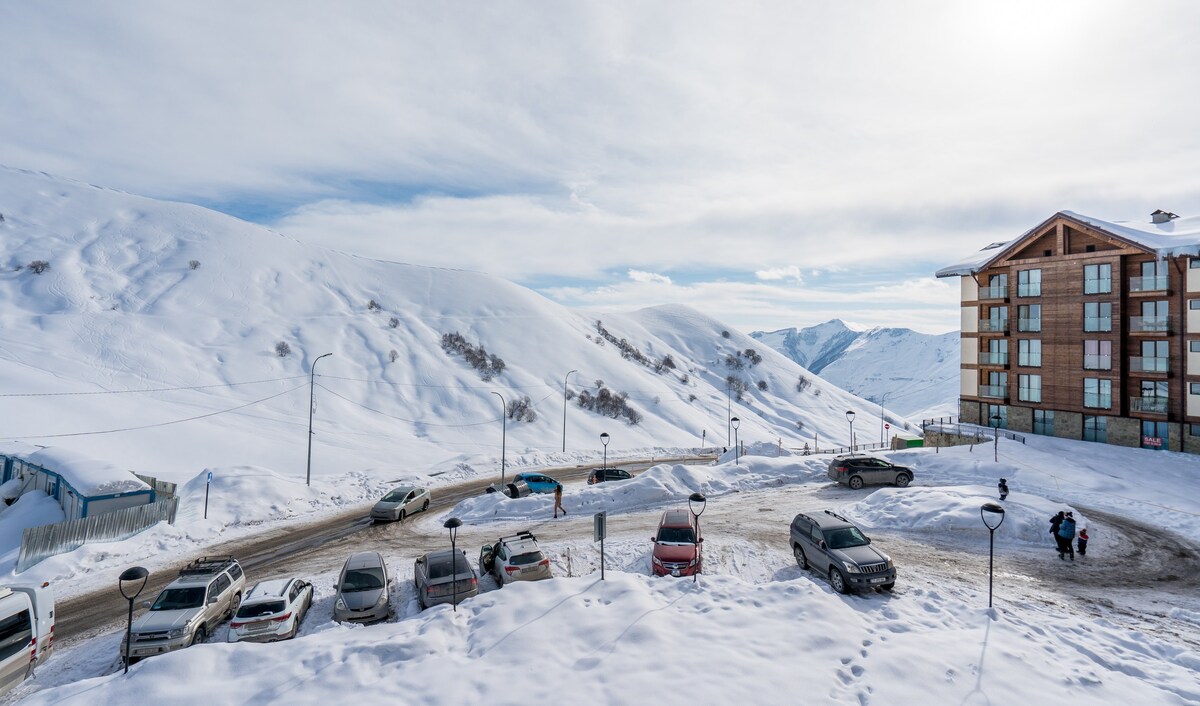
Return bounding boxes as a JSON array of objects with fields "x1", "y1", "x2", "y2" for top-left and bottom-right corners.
[{"x1": 650, "y1": 509, "x2": 703, "y2": 577}]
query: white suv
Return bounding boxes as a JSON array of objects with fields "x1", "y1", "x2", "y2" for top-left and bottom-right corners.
[
  {"x1": 479, "y1": 531, "x2": 552, "y2": 585},
  {"x1": 121, "y1": 556, "x2": 246, "y2": 662}
]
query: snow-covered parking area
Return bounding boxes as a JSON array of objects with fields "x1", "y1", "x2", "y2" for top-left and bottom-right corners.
[{"x1": 11, "y1": 437, "x2": 1200, "y2": 705}]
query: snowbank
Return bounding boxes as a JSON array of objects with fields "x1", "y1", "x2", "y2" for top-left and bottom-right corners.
[
  {"x1": 0, "y1": 491, "x2": 64, "y2": 559},
  {"x1": 23, "y1": 446, "x2": 148, "y2": 496}
]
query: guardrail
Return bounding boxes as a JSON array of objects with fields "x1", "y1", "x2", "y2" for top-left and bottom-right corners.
[
  {"x1": 792, "y1": 441, "x2": 893, "y2": 456},
  {"x1": 17, "y1": 497, "x2": 178, "y2": 573},
  {"x1": 921, "y1": 418, "x2": 1026, "y2": 444}
]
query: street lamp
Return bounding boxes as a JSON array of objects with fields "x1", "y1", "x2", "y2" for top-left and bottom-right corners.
[
  {"x1": 991, "y1": 414, "x2": 1003, "y2": 463},
  {"x1": 879, "y1": 393, "x2": 889, "y2": 444},
  {"x1": 119, "y1": 566, "x2": 149, "y2": 673},
  {"x1": 726, "y1": 380, "x2": 732, "y2": 446},
  {"x1": 731, "y1": 417, "x2": 741, "y2": 465},
  {"x1": 306, "y1": 352, "x2": 333, "y2": 486},
  {"x1": 600, "y1": 432, "x2": 610, "y2": 469},
  {"x1": 980, "y1": 503, "x2": 1006, "y2": 608},
  {"x1": 443, "y1": 517, "x2": 463, "y2": 612},
  {"x1": 845, "y1": 410, "x2": 855, "y2": 451},
  {"x1": 492, "y1": 391, "x2": 507, "y2": 488},
  {"x1": 688, "y1": 492, "x2": 706, "y2": 584},
  {"x1": 562, "y1": 370, "x2": 577, "y2": 452}
]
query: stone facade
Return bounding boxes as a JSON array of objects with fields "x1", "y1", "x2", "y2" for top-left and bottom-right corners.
[
  {"x1": 1055, "y1": 411, "x2": 1082, "y2": 441},
  {"x1": 1007, "y1": 406, "x2": 1033, "y2": 434},
  {"x1": 1107, "y1": 416, "x2": 1141, "y2": 449}
]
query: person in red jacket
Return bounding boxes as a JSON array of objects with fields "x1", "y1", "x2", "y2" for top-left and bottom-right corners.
[{"x1": 1077, "y1": 528, "x2": 1089, "y2": 557}]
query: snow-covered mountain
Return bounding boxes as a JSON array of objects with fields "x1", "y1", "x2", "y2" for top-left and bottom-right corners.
[
  {"x1": 751, "y1": 320, "x2": 958, "y2": 420},
  {"x1": 0, "y1": 166, "x2": 896, "y2": 486}
]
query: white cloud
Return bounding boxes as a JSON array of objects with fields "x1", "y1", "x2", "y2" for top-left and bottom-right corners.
[
  {"x1": 755, "y1": 266, "x2": 803, "y2": 282},
  {"x1": 627, "y1": 270, "x2": 672, "y2": 285}
]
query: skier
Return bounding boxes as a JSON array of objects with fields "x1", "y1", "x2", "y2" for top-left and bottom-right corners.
[
  {"x1": 1057, "y1": 512, "x2": 1077, "y2": 560},
  {"x1": 998, "y1": 478, "x2": 1009, "y2": 501}
]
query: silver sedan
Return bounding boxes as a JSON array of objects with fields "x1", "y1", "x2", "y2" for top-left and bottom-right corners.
[{"x1": 370, "y1": 486, "x2": 431, "y2": 522}]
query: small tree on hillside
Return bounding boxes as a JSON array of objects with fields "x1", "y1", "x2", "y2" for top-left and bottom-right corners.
[{"x1": 275, "y1": 341, "x2": 291, "y2": 357}]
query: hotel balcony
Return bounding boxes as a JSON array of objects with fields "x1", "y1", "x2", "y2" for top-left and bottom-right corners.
[
  {"x1": 1129, "y1": 316, "x2": 1169, "y2": 334},
  {"x1": 1129, "y1": 275, "x2": 1168, "y2": 293},
  {"x1": 1128, "y1": 356, "x2": 1168, "y2": 374},
  {"x1": 978, "y1": 384, "x2": 1008, "y2": 399},
  {"x1": 978, "y1": 352, "x2": 1009, "y2": 366},
  {"x1": 1131, "y1": 396, "x2": 1169, "y2": 414},
  {"x1": 978, "y1": 319, "x2": 1009, "y2": 333}
]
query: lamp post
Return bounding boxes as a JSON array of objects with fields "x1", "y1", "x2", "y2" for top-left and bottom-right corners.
[
  {"x1": 444, "y1": 517, "x2": 462, "y2": 612},
  {"x1": 492, "y1": 391, "x2": 507, "y2": 488},
  {"x1": 726, "y1": 381, "x2": 732, "y2": 446},
  {"x1": 980, "y1": 503, "x2": 1006, "y2": 608},
  {"x1": 845, "y1": 410, "x2": 855, "y2": 452},
  {"x1": 688, "y1": 492, "x2": 706, "y2": 584},
  {"x1": 991, "y1": 413, "x2": 1003, "y2": 463},
  {"x1": 731, "y1": 417, "x2": 741, "y2": 465},
  {"x1": 600, "y1": 432, "x2": 610, "y2": 469},
  {"x1": 119, "y1": 566, "x2": 149, "y2": 673},
  {"x1": 562, "y1": 370, "x2": 577, "y2": 452},
  {"x1": 879, "y1": 393, "x2": 889, "y2": 444},
  {"x1": 306, "y1": 352, "x2": 333, "y2": 486}
]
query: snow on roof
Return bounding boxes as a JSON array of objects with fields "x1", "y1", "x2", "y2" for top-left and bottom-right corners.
[
  {"x1": 936, "y1": 211, "x2": 1200, "y2": 278},
  {"x1": 22, "y1": 447, "x2": 149, "y2": 497}
]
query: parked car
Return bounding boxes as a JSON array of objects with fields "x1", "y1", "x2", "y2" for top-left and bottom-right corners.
[
  {"x1": 479, "y1": 531, "x2": 552, "y2": 585},
  {"x1": 415, "y1": 549, "x2": 479, "y2": 609},
  {"x1": 371, "y1": 486, "x2": 431, "y2": 522},
  {"x1": 650, "y1": 509, "x2": 703, "y2": 577},
  {"x1": 333, "y1": 551, "x2": 391, "y2": 623},
  {"x1": 121, "y1": 556, "x2": 246, "y2": 662},
  {"x1": 789, "y1": 510, "x2": 896, "y2": 594},
  {"x1": 587, "y1": 467, "x2": 633, "y2": 485},
  {"x1": 512, "y1": 473, "x2": 560, "y2": 494},
  {"x1": 228, "y1": 577, "x2": 313, "y2": 643},
  {"x1": 0, "y1": 583, "x2": 54, "y2": 698},
  {"x1": 827, "y1": 455, "x2": 913, "y2": 489}
]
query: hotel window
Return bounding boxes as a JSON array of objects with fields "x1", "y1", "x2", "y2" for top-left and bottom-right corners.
[
  {"x1": 985, "y1": 404, "x2": 1007, "y2": 427},
  {"x1": 1083, "y1": 340, "x2": 1111, "y2": 370},
  {"x1": 1190, "y1": 300, "x2": 1200, "y2": 310},
  {"x1": 1018, "y1": 374, "x2": 1042, "y2": 402},
  {"x1": 1191, "y1": 340, "x2": 1200, "y2": 353},
  {"x1": 1083, "y1": 415, "x2": 1107, "y2": 443},
  {"x1": 1083, "y1": 302, "x2": 1112, "y2": 332},
  {"x1": 1017, "y1": 269, "x2": 1042, "y2": 297},
  {"x1": 1141, "y1": 420, "x2": 1169, "y2": 450},
  {"x1": 1018, "y1": 339, "x2": 1042, "y2": 367},
  {"x1": 1083, "y1": 378, "x2": 1111, "y2": 409},
  {"x1": 1083, "y1": 263, "x2": 1112, "y2": 294},
  {"x1": 1191, "y1": 383, "x2": 1200, "y2": 396},
  {"x1": 1018, "y1": 304, "x2": 1041, "y2": 332},
  {"x1": 1032, "y1": 409, "x2": 1054, "y2": 436},
  {"x1": 1133, "y1": 261, "x2": 1168, "y2": 292}
]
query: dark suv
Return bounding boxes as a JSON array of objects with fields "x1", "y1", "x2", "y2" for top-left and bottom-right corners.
[
  {"x1": 789, "y1": 510, "x2": 896, "y2": 594},
  {"x1": 828, "y1": 455, "x2": 913, "y2": 489},
  {"x1": 587, "y1": 467, "x2": 632, "y2": 485}
]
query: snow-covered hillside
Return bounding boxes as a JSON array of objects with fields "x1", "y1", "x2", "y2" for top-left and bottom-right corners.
[
  {"x1": 0, "y1": 166, "x2": 891, "y2": 492},
  {"x1": 752, "y1": 320, "x2": 958, "y2": 420}
]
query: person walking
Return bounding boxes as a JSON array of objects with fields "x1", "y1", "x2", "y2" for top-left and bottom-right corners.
[
  {"x1": 1057, "y1": 512, "x2": 1077, "y2": 560},
  {"x1": 1049, "y1": 511, "x2": 1064, "y2": 551},
  {"x1": 998, "y1": 478, "x2": 1009, "y2": 501},
  {"x1": 553, "y1": 483, "x2": 566, "y2": 519},
  {"x1": 1077, "y1": 528, "x2": 1089, "y2": 557}
]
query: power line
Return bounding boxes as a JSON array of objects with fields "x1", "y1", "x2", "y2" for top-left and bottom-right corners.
[{"x1": 0, "y1": 375, "x2": 309, "y2": 397}]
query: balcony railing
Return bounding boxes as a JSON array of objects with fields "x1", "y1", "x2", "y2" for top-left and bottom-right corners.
[
  {"x1": 1129, "y1": 315, "x2": 1169, "y2": 333},
  {"x1": 1083, "y1": 317, "x2": 1112, "y2": 332},
  {"x1": 1083, "y1": 278, "x2": 1112, "y2": 294},
  {"x1": 1017, "y1": 355, "x2": 1042, "y2": 367},
  {"x1": 1131, "y1": 396, "x2": 1169, "y2": 413},
  {"x1": 978, "y1": 285, "x2": 1008, "y2": 300},
  {"x1": 1017, "y1": 318, "x2": 1041, "y2": 332},
  {"x1": 1129, "y1": 275, "x2": 1168, "y2": 292},
  {"x1": 978, "y1": 319, "x2": 1009, "y2": 333},
  {"x1": 1082, "y1": 354, "x2": 1112, "y2": 370},
  {"x1": 1017, "y1": 388, "x2": 1042, "y2": 402},
  {"x1": 978, "y1": 384, "x2": 1008, "y2": 399},
  {"x1": 1017, "y1": 283, "x2": 1042, "y2": 297},
  {"x1": 1129, "y1": 356, "x2": 1168, "y2": 373},
  {"x1": 978, "y1": 352, "x2": 1009, "y2": 365},
  {"x1": 1083, "y1": 392, "x2": 1112, "y2": 409}
]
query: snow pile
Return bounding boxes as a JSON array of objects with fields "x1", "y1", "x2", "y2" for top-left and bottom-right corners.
[
  {"x1": 24, "y1": 446, "x2": 148, "y2": 496},
  {"x1": 174, "y1": 466, "x2": 388, "y2": 527},
  {"x1": 0, "y1": 491, "x2": 64, "y2": 560}
]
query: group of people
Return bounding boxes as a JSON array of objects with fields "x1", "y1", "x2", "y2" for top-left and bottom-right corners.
[{"x1": 1050, "y1": 510, "x2": 1089, "y2": 560}]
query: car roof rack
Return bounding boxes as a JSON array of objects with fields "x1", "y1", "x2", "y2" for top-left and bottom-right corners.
[
  {"x1": 179, "y1": 556, "x2": 238, "y2": 577},
  {"x1": 823, "y1": 510, "x2": 851, "y2": 523},
  {"x1": 499, "y1": 530, "x2": 537, "y2": 543}
]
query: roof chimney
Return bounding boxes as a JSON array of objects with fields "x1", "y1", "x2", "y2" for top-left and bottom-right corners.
[{"x1": 1151, "y1": 209, "x2": 1179, "y2": 224}]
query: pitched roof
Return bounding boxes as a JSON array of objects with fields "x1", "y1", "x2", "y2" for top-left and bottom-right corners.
[{"x1": 936, "y1": 211, "x2": 1200, "y2": 278}]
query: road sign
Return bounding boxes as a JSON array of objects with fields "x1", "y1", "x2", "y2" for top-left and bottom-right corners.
[
  {"x1": 594, "y1": 511, "x2": 607, "y2": 542},
  {"x1": 884, "y1": 423, "x2": 890, "y2": 430},
  {"x1": 207, "y1": 471, "x2": 213, "y2": 483}
]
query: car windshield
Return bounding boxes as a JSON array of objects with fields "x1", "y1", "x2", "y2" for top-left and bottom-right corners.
[
  {"x1": 381, "y1": 490, "x2": 407, "y2": 502},
  {"x1": 511, "y1": 551, "x2": 544, "y2": 566},
  {"x1": 151, "y1": 587, "x2": 205, "y2": 610},
  {"x1": 236, "y1": 600, "x2": 286, "y2": 619},
  {"x1": 341, "y1": 567, "x2": 385, "y2": 591},
  {"x1": 656, "y1": 527, "x2": 696, "y2": 544},
  {"x1": 428, "y1": 554, "x2": 471, "y2": 579},
  {"x1": 825, "y1": 527, "x2": 870, "y2": 549}
]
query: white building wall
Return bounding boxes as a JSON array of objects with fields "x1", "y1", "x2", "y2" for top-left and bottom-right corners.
[
  {"x1": 1188, "y1": 307, "x2": 1200, "y2": 333},
  {"x1": 960, "y1": 369, "x2": 978, "y2": 397},
  {"x1": 960, "y1": 306, "x2": 979, "y2": 333},
  {"x1": 960, "y1": 337, "x2": 978, "y2": 365},
  {"x1": 1188, "y1": 260, "x2": 1200, "y2": 292},
  {"x1": 1189, "y1": 392, "x2": 1200, "y2": 418},
  {"x1": 960, "y1": 276, "x2": 978, "y2": 301}
]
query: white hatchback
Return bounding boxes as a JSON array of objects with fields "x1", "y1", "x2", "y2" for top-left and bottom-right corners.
[{"x1": 227, "y1": 578, "x2": 313, "y2": 643}]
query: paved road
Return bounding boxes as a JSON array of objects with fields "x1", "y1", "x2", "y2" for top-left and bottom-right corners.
[{"x1": 57, "y1": 454, "x2": 714, "y2": 643}]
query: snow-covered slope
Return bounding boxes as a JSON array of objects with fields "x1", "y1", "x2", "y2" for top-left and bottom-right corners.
[
  {"x1": 0, "y1": 166, "x2": 888, "y2": 488},
  {"x1": 751, "y1": 320, "x2": 958, "y2": 420}
]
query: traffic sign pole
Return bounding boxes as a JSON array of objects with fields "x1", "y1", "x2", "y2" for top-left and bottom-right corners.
[{"x1": 204, "y1": 471, "x2": 212, "y2": 520}]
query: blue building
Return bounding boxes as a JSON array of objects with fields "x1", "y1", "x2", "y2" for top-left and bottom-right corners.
[{"x1": 1, "y1": 447, "x2": 156, "y2": 520}]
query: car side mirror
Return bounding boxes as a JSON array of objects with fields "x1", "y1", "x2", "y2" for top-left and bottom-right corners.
[
  {"x1": 698, "y1": 538, "x2": 704, "y2": 543},
  {"x1": 650, "y1": 536, "x2": 657, "y2": 542},
  {"x1": 141, "y1": 600, "x2": 152, "y2": 609},
  {"x1": 333, "y1": 583, "x2": 339, "y2": 590},
  {"x1": 864, "y1": 538, "x2": 872, "y2": 544},
  {"x1": 208, "y1": 597, "x2": 218, "y2": 605},
  {"x1": 819, "y1": 540, "x2": 827, "y2": 550}
]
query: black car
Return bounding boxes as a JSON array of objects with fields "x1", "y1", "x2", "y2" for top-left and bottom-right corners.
[
  {"x1": 789, "y1": 510, "x2": 896, "y2": 594},
  {"x1": 587, "y1": 467, "x2": 633, "y2": 485},
  {"x1": 827, "y1": 455, "x2": 913, "y2": 489}
]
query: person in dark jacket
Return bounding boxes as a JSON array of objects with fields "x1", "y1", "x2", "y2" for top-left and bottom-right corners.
[
  {"x1": 1077, "y1": 528, "x2": 1089, "y2": 557},
  {"x1": 1049, "y1": 511, "x2": 1064, "y2": 547},
  {"x1": 1057, "y1": 512, "x2": 1077, "y2": 560},
  {"x1": 998, "y1": 478, "x2": 1009, "y2": 501}
]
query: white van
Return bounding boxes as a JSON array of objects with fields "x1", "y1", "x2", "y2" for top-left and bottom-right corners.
[{"x1": 0, "y1": 583, "x2": 55, "y2": 698}]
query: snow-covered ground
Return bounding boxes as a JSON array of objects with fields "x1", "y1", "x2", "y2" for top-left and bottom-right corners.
[{"x1": 10, "y1": 434, "x2": 1200, "y2": 705}]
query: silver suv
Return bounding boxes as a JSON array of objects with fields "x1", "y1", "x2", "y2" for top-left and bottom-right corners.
[
  {"x1": 789, "y1": 511, "x2": 895, "y2": 594},
  {"x1": 122, "y1": 556, "x2": 246, "y2": 662}
]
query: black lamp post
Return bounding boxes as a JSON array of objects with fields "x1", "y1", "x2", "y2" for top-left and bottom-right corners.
[
  {"x1": 562, "y1": 370, "x2": 577, "y2": 452},
  {"x1": 600, "y1": 432, "x2": 610, "y2": 469},
  {"x1": 845, "y1": 410, "x2": 855, "y2": 451},
  {"x1": 991, "y1": 413, "x2": 1003, "y2": 462},
  {"x1": 726, "y1": 381, "x2": 732, "y2": 446},
  {"x1": 492, "y1": 391, "x2": 507, "y2": 488},
  {"x1": 444, "y1": 517, "x2": 462, "y2": 612},
  {"x1": 306, "y1": 352, "x2": 333, "y2": 486},
  {"x1": 980, "y1": 503, "x2": 1006, "y2": 608},
  {"x1": 688, "y1": 492, "x2": 706, "y2": 584},
  {"x1": 119, "y1": 566, "x2": 149, "y2": 673},
  {"x1": 731, "y1": 417, "x2": 741, "y2": 465}
]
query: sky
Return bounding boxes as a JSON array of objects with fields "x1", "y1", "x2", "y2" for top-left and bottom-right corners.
[{"x1": 4, "y1": 1, "x2": 1200, "y2": 334}]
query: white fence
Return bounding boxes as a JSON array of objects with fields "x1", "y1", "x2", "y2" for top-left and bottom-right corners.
[{"x1": 17, "y1": 497, "x2": 178, "y2": 573}]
